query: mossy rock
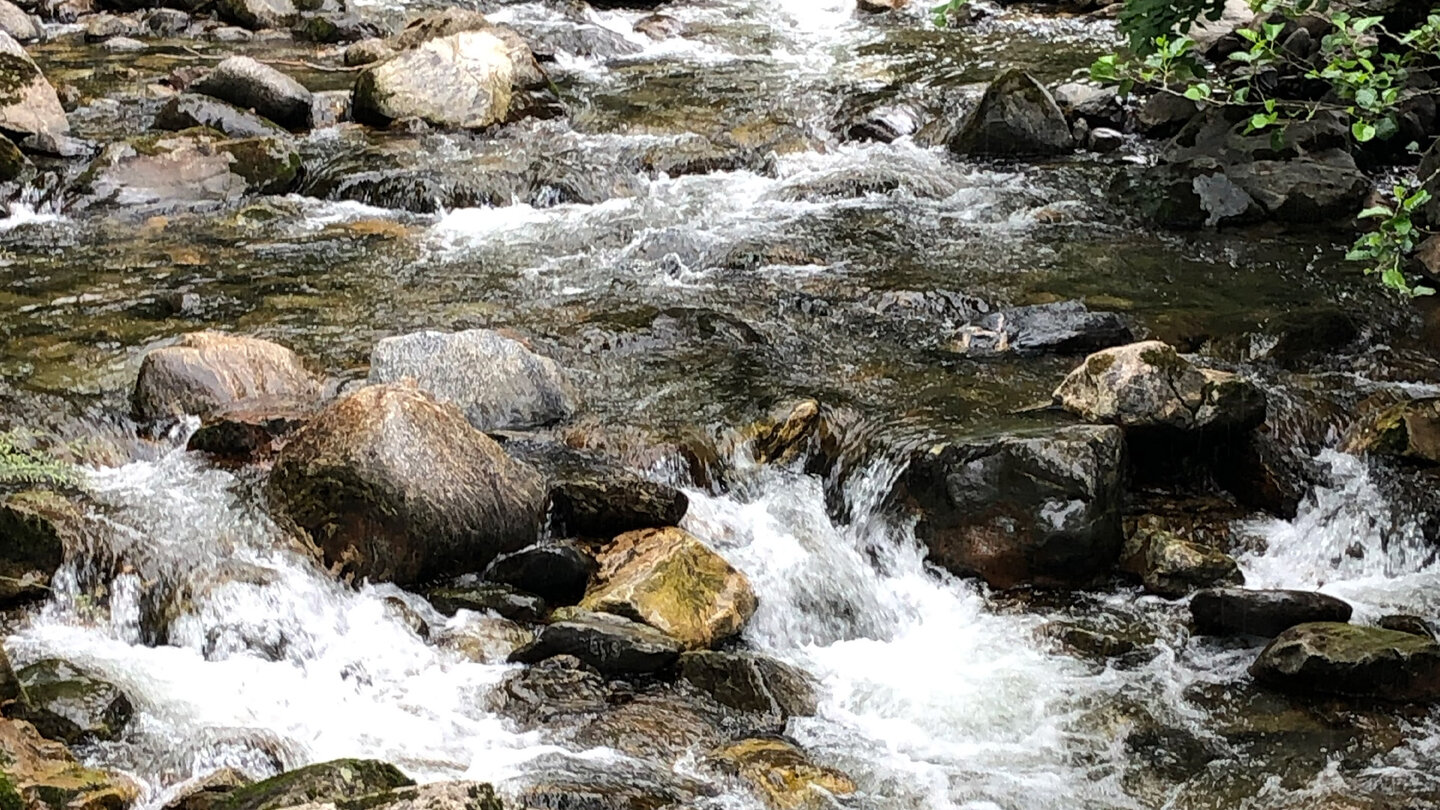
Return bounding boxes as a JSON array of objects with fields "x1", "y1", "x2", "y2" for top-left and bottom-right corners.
[
  {"x1": 710, "y1": 738, "x2": 855, "y2": 810},
  {"x1": 0, "y1": 718, "x2": 139, "y2": 810},
  {"x1": 218, "y1": 760, "x2": 413, "y2": 810},
  {"x1": 1251, "y1": 622, "x2": 1440, "y2": 702},
  {"x1": 1340, "y1": 397, "x2": 1440, "y2": 464},
  {"x1": 16, "y1": 660, "x2": 132, "y2": 745}
]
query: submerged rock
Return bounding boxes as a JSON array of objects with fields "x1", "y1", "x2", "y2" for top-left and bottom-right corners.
[
  {"x1": 709, "y1": 738, "x2": 856, "y2": 810},
  {"x1": 0, "y1": 32, "x2": 68, "y2": 139},
  {"x1": 581, "y1": 526, "x2": 757, "y2": 650},
  {"x1": 352, "y1": 31, "x2": 515, "y2": 130},
  {"x1": 948, "y1": 69, "x2": 1073, "y2": 158},
  {"x1": 0, "y1": 718, "x2": 139, "y2": 810},
  {"x1": 1251, "y1": 622, "x2": 1440, "y2": 702},
  {"x1": 426, "y1": 582, "x2": 548, "y2": 623},
  {"x1": 678, "y1": 651, "x2": 818, "y2": 719},
  {"x1": 1054, "y1": 341, "x2": 1266, "y2": 433},
  {"x1": 1190, "y1": 588, "x2": 1353, "y2": 637},
  {"x1": 547, "y1": 471, "x2": 689, "y2": 538},
  {"x1": 267, "y1": 382, "x2": 547, "y2": 585},
  {"x1": 133, "y1": 332, "x2": 319, "y2": 422},
  {"x1": 433, "y1": 614, "x2": 533, "y2": 663},
  {"x1": 192, "y1": 57, "x2": 313, "y2": 131},
  {"x1": 483, "y1": 541, "x2": 595, "y2": 605},
  {"x1": 508, "y1": 609, "x2": 683, "y2": 675},
  {"x1": 16, "y1": 659, "x2": 133, "y2": 745},
  {"x1": 949, "y1": 300, "x2": 1133, "y2": 358},
  {"x1": 1340, "y1": 397, "x2": 1440, "y2": 465},
  {"x1": 154, "y1": 94, "x2": 287, "y2": 139},
  {"x1": 218, "y1": 760, "x2": 413, "y2": 810},
  {"x1": 896, "y1": 425, "x2": 1125, "y2": 589},
  {"x1": 367, "y1": 329, "x2": 578, "y2": 431}
]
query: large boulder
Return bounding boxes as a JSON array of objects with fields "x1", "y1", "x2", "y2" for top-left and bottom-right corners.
[
  {"x1": 218, "y1": 760, "x2": 412, "y2": 810},
  {"x1": 508, "y1": 609, "x2": 683, "y2": 676},
  {"x1": 948, "y1": 69, "x2": 1073, "y2": 158},
  {"x1": 15, "y1": 660, "x2": 133, "y2": 745},
  {"x1": 1250, "y1": 622, "x2": 1440, "y2": 702},
  {"x1": 1054, "y1": 341, "x2": 1266, "y2": 433},
  {"x1": 352, "y1": 31, "x2": 515, "y2": 130},
  {"x1": 1190, "y1": 588, "x2": 1353, "y2": 637},
  {"x1": 0, "y1": 718, "x2": 139, "y2": 810},
  {"x1": 154, "y1": 94, "x2": 287, "y2": 139},
  {"x1": 0, "y1": 1, "x2": 40, "y2": 43},
  {"x1": 267, "y1": 382, "x2": 547, "y2": 585},
  {"x1": 0, "y1": 490, "x2": 75, "y2": 606},
  {"x1": 0, "y1": 32, "x2": 66, "y2": 139},
  {"x1": 547, "y1": 471, "x2": 689, "y2": 538},
  {"x1": 132, "y1": 332, "x2": 319, "y2": 421},
  {"x1": 709, "y1": 738, "x2": 855, "y2": 810},
  {"x1": 580, "y1": 526, "x2": 757, "y2": 650},
  {"x1": 1340, "y1": 397, "x2": 1440, "y2": 465},
  {"x1": 74, "y1": 129, "x2": 303, "y2": 214},
  {"x1": 367, "y1": 329, "x2": 578, "y2": 432},
  {"x1": 192, "y1": 57, "x2": 313, "y2": 132},
  {"x1": 895, "y1": 425, "x2": 1125, "y2": 589}
]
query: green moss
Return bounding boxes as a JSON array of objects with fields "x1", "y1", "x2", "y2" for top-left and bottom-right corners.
[
  {"x1": 219, "y1": 760, "x2": 413, "y2": 810},
  {"x1": 1085, "y1": 352, "x2": 1116, "y2": 375},
  {"x1": 0, "y1": 772, "x2": 23, "y2": 810}
]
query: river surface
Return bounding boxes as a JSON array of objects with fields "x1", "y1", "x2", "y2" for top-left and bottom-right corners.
[{"x1": 3, "y1": 0, "x2": 1440, "y2": 806}]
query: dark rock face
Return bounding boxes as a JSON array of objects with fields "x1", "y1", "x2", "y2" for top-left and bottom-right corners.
[
  {"x1": 948, "y1": 69, "x2": 1074, "y2": 157},
  {"x1": 548, "y1": 473, "x2": 688, "y2": 538},
  {"x1": 186, "y1": 397, "x2": 315, "y2": 463},
  {"x1": 0, "y1": 646, "x2": 20, "y2": 704},
  {"x1": 896, "y1": 425, "x2": 1125, "y2": 589},
  {"x1": 267, "y1": 382, "x2": 547, "y2": 586},
  {"x1": 15, "y1": 659, "x2": 133, "y2": 744},
  {"x1": 1379, "y1": 614, "x2": 1435, "y2": 640},
  {"x1": 1190, "y1": 588, "x2": 1353, "y2": 637},
  {"x1": 508, "y1": 610, "x2": 683, "y2": 676},
  {"x1": 426, "y1": 582, "x2": 548, "y2": 623},
  {"x1": 192, "y1": 57, "x2": 314, "y2": 131},
  {"x1": 1250, "y1": 622, "x2": 1440, "y2": 702},
  {"x1": 293, "y1": 11, "x2": 381, "y2": 43},
  {"x1": 0, "y1": 32, "x2": 68, "y2": 139},
  {"x1": 483, "y1": 540, "x2": 595, "y2": 605},
  {"x1": 677, "y1": 651, "x2": 818, "y2": 719},
  {"x1": 154, "y1": 94, "x2": 286, "y2": 139},
  {"x1": 1341, "y1": 397, "x2": 1440, "y2": 465},
  {"x1": 949, "y1": 301, "x2": 1133, "y2": 358},
  {"x1": 218, "y1": 759, "x2": 413, "y2": 810},
  {"x1": 0, "y1": 490, "x2": 73, "y2": 606},
  {"x1": 132, "y1": 332, "x2": 319, "y2": 422}
]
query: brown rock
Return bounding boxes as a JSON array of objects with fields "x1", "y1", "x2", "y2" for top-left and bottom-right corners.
[
  {"x1": 133, "y1": 332, "x2": 319, "y2": 422},
  {"x1": 0, "y1": 718, "x2": 140, "y2": 810}
]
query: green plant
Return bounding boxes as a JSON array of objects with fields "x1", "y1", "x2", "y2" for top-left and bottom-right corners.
[
  {"x1": 0, "y1": 430, "x2": 79, "y2": 491},
  {"x1": 931, "y1": 0, "x2": 970, "y2": 27},
  {"x1": 1349, "y1": 185, "x2": 1435, "y2": 297}
]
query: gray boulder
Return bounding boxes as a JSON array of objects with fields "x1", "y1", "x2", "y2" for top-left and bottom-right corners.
[
  {"x1": 215, "y1": 0, "x2": 297, "y2": 30},
  {"x1": 0, "y1": 0, "x2": 39, "y2": 42},
  {"x1": 219, "y1": 760, "x2": 412, "y2": 810},
  {"x1": 0, "y1": 31, "x2": 67, "y2": 139},
  {"x1": 133, "y1": 332, "x2": 319, "y2": 421},
  {"x1": 367, "y1": 329, "x2": 578, "y2": 431},
  {"x1": 192, "y1": 56, "x2": 313, "y2": 131},
  {"x1": 948, "y1": 69, "x2": 1073, "y2": 157},
  {"x1": 1251, "y1": 622, "x2": 1440, "y2": 702},
  {"x1": 153, "y1": 94, "x2": 287, "y2": 138},
  {"x1": 352, "y1": 30, "x2": 515, "y2": 129},
  {"x1": 267, "y1": 382, "x2": 547, "y2": 585}
]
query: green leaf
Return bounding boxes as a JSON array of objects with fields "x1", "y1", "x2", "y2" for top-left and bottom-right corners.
[
  {"x1": 1357, "y1": 205, "x2": 1393, "y2": 219},
  {"x1": 1355, "y1": 87, "x2": 1378, "y2": 108},
  {"x1": 1352, "y1": 121, "x2": 1377, "y2": 141},
  {"x1": 1414, "y1": 285, "x2": 1436, "y2": 297}
]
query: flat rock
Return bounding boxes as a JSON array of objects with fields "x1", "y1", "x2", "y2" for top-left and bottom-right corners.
[
  {"x1": 15, "y1": 659, "x2": 133, "y2": 744},
  {"x1": 508, "y1": 609, "x2": 683, "y2": 676},
  {"x1": 1190, "y1": 588, "x2": 1353, "y2": 637},
  {"x1": 154, "y1": 94, "x2": 287, "y2": 138}
]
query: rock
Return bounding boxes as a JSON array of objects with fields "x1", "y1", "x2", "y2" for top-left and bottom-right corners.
[
  {"x1": 634, "y1": 13, "x2": 681, "y2": 39},
  {"x1": 948, "y1": 69, "x2": 1073, "y2": 158},
  {"x1": 343, "y1": 38, "x2": 392, "y2": 66},
  {"x1": 570, "y1": 690, "x2": 732, "y2": 762},
  {"x1": 366, "y1": 329, "x2": 578, "y2": 432},
  {"x1": 352, "y1": 31, "x2": 515, "y2": 130},
  {"x1": 208, "y1": 26, "x2": 252, "y2": 41},
  {"x1": 186, "y1": 397, "x2": 315, "y2": 463},
  {"x1": 309, "y1": 90, "x2": 349, "y2": 128},
  {"x1": 483, "y1": 541, "x2": 595, "y2": 605},
  {"x1": 274, "y1": 782, "x2": 504, "y2": 810},
  {"x1": 839, "y1": 103, "x2": 921, "y2": 144},
  {"x1": 1136, "y1": 92, "x2": 1198, "y2": 137},
  {"x1": 1122, "y1": 524, "x2": 1243, "y2": 599},
  {"x1": 1190, "y1": 588, "x2": 1353, "y2": 637},
  {"x1": 160, "y1": 769, "x2": 252, "y2": 810},
  {"x1": 267, "y1": 382, "x2": 547, "y2": 586},
  {"x1": 433, "y1": 614, "x2": 533, "y2": 663},
  {"x1": 0, "y1": 31, "x2": 68, "y2": 139},
  {"x1": 84, "y1": 12, "x2": 138, "y2": 40},
  {"x1": 949, "y1": 300, "x2": 1133, "y2": 358},
  {"x1": 857, "y1": 0, "x2": 906, "y2": 11},
  {"x1": 1054, "y1": 341, "x2": 1266, "y2": 433},
  {"x1": 749, "y1": 399, "x2": 822, "y2": 466},
  {"x1": 0, "y1": 646, "x2": 20, "y2": 705},
  {"x1": 1132, "y1": 157, "x2": 1262, "y2": 228},
  {"x1": 0, "y1": 718, "x2": 139, "y2": 810},
  {"x1": 192, "y1": 57, "x2": 313, "y2": 131},
  {"x1": 15, "y1": 659, "x2": 133, "y2": 744},
  {"x1": 133, "y1": 332, "x2": 319, "y2": 421},
  {"x1": 218, "y1": 760, "x2": 413, "y2": 810},
  {"x1": 1341, "y1": 397, "x2": 1440, "y2": 465},
  {"x1": 388, "y1": 7, "x2": 489, "y2": 50},
  {"x1": 677, "y1": 651, "x2": 818, "y2": 718},
  {"x1": 1379, "y1": 615, "x2": 1435, "y2": 640},
  {"x1": 144, "y1": 8, "x2": 191, "y2": 35},
  {"x1": 1051, "y1": 81, "x2": 1122, "y2": 127},
  {"x1": 215, "y1": 0, "x2": 296, "y2": 30},
  {"x1": 1040, "y1": 621, "x2": 1138, "y2": 659},
  {"x1": 896, "y1": 425, "x2": 1125, "y2": 589},
  {"x1": 154, "y1": 94, "x2": 287, "y2": 138},
  {"x1": 1225, "y1": 156, "x2": 1370, "y2": 223},
  {"x1": 709, "y1": 738, "x2": 855, "y2": 810},
  {"x1": 0, "y1": 490, "x2": 73, "y2": 606},
  {"x1": 489, "y1": 655, "x2": 613, "y2": 725},
  {"x1": 74, "y1": 129, "x2": 303, "y2": 213},
  {"x1": 509, "y1": 755, "x2": 710, "y2": 810},
  {"x1": 581, "y1": 526, "x2": 756, "y2": 650},
  {"x1": 1088, "y1": 127, "x2": 1124, "y2": 152},
  {"x1": 547, "y1": 472, "x2": 688, "y2": 538},
  {"x1": 426, "y1": 582, "x2": 548, "y2": 623},
  {"x1": 293, "y1": 12, "x2": 378, "y2": 43},
  {"x1": 0, "y1": 0, "x2": 39, "y2": 41},
  {"x1": 102, "y1": 35, "x2": 144, "y2": 52},
  {"x1": 0, "y1": 132, "x2": 30, "y2": 183},
  {"x1": 1251, "y1": 622, "x2": 1440, "y2": 702},
  {"x1": 508, "y1": 609, "x2": 683, "y2": 676},
  {"x1": 1263, "y1": 307, "x2": 1360, "y2": 369}
]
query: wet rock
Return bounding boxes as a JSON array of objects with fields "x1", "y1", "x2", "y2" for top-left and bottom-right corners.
[
  {"x1": 352, "y1": 31, "x2": 515, "y2": 130},
  {"x1": 949, "y1": 300, "x2": 1133, "y2": 358},
  {"x1": 508, "y1": 609, "x2": 683, "y2": 676},
  {"x1": 1341, "y1": 397, "x2": 1440, "y2": 465},
  {"x1": 634, "y1": 13, "x2": 680, "y2": 39},
  {"x1": 1190, "y1": 588, "x2": 1353, "y2": 637},
  {"x1": 293, "y1": 12, "x2": 381, "y2": 43},
  {"x1": 133, "y1": 332, "x2": 319, "y2": 422},
  {"x1": 548, "y1": 472, "x2": 688, "y2": 538},
  {"x1": 1136, "y1": 92, "x2": 1198, "y2": 137},
  {"x1": 709, "y1": 738, "x2": 856, "y2": 810},
  {"x1": 0, "y1": 718, "x2": 139, "y2": 810},
  {"x1": 1378, "y1": 615, "x2": 1435, "y2": 640},
  {"x1": 0, "y1": 0, "x2": 39, "y2": 41},
  {"x1": 856, "y1": 0, "x2": 906, "y2": 11},
  {"x1": 1226, "y1": 156, "x2": 1371, "y2": 223},
  {"x1": 896, "y1": 424, "x2": 1125, "y2": 589},
  {"x1": 1055, "y1": 341, "x2": 1266, "y2": 433},
  {"x1": 74, "y1": 129, "x2": 303, "y2": 213},
  {"x1": 215, "y1": 0, "x2": 297, "y2": 30},
  {"x1": 388, "y1": 7, "x2": 488, "y2": 49},
  {"x1": 433, "y1": 613, "x2": 533, "y2": 663},
  {"x1": 219, "y1": 760, "x2": 413, "y2": 810},
  {"x1": 948, "y1": 69, "x2": 1073, "y2": 158},
  {"x1": 160, "y1": 768, "x2": 252, "y2": 810},
  {"x1": 581, "y1": 526, "x2": 756, "y2": 650},
  {"x1": 1051, "y1": 81, "x2": 1122, "y2": 128},
  {"x1": 192, "y1": 56, "x2": 313, "y2": 131},
  {"x1": 102, "y1": 35, "x2": 144, "y2": 52},
  {"x1": 510, "y1": 755, "x2": 711, "y2": 810},
  {"x1": 267, "y1": 382, "x2": 547, "y2": 586},
  {"x1": 1251, "y1": 622, "x2": 1440, "y2": 702},
  {"x1": 154, "y1": 94, "x2": 286, "y2": 139},
  {"x1": 1123, "y1": 524, "x2": 1243, "y2": 599},
  {"x1": 0, "y1": 32, "x2": 68, "y2": 139},
  {"x1": 1262, "y1": 307, "x2": 1360, "y2": 369},
  {"x1": 144, "y1": 8, "x2": 191, "y2": 35},
  {"x1": 309, "y1": 90, "x2": 349, "y2": 128},
  {"x1": 489, "y1": 655, "x2": 613, "y2": 725},
  {"x1": 343, "y1": 37, "x2": 392, "y2": 66},
  {"x1": 84, "y1": 12, "x2": 137, "y2": 40},
  {"x1": 1088, "y1": 127, "x2": 1124, "y2": 152},
  {"x1": 0, "y1": 646, "x2": 19, "y2": 705},
  {"x1": 367, "y1": 329, "x2": 578, "y2": 432},
  {"x1": 208, "y1": 25, "x2": 252, "y2": 41},
  {"x1": 571, "y1": 690, "x2": 733, "y2": 761},
  {"x1": 677, "y1": 651, "x2": 818, "y2": 719},
  {"x1": 0, "y1": 490, "x2": 73, "y2": 606},
  {"x1": 483, "y1": 541, "x2": 595, "y2": 605},
  {"x1": 426, "y1": 582, "x2": 548, "y2": 623},
  {"x1": 510, "y1": 20, "x2": 640, "y2": 62},
  {"x1": 186, "y1": 397, "x2": 315, "y2": 463},
  {"x1": 287, "y1": 782, "x2": 504, "y2": 810},
  {"x1": 839, "y1": 102, "x2": 921, "y2": 144},
  {"x1": 0, "y1": 132, "x2": 31, "y2": 183},
  {"x1": 749, "y1": 399, "x2": 821, "y2": 466},
  {"x1": 16, "y1": 659, "x2": 133, "y2": 744},
  {"x1": 1040, "y1": 621, "x2": 1137, "y2": 659}
]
